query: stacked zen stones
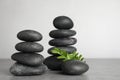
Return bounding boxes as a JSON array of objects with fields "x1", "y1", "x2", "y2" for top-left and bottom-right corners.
[
  {"x1": 10, "y1": 30, "x2": 48, "y2": 76},
  {"x1": 44, "y1": 16, "x2": 77, "y2": 70}
]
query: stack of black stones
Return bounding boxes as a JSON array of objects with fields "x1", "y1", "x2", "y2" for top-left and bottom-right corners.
[
  {"x1": 44, "y1": 16, "x2": 77, "y2": 70},
  {"x1": 10, "y1": 30, "x2": 47, "y2": 76}
]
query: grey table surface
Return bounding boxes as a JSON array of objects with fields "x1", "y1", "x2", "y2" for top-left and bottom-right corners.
[{"x1": 0, "y1": 59, "x2": 120, "y2": 80}]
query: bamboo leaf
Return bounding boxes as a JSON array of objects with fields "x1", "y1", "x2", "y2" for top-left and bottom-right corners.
[
  {"x1": 57, "y1": 56, "x2": 66, "y2": 59},
  {"x1": 51, "y1": 48, "x2": 85, "y2": 62},
  {"x1": 81, "y1": 57, "x2": 84, "y2": 61}
]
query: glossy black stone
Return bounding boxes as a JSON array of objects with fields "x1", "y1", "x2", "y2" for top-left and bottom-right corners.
[
  {"x1": 62, "y1": 60, "x2": 89, "y2": 75},
  {"x1": 43, "y1": 56, "x2": 63, "y2": 70},
  {"x1": 15, "y1": 42, "x2": 44, "y2": 52},
  {"x1": 17, "y1": 30, "x2": 42, "y2": 42},
  {"x1": 49, "y1": 38, "x2": 77, "y2": 46},
  {"x1": 49, "y1": 30, "x2": 76, "y2": 38},
  {"x1": 53, "y1": 16, "x2": 74, "y2": 29},
  {"x1": 11, "y1": 52, "x2": 38, "y2": 54},
  {"x1": 10, "y1": 62, "x2": 48, "y2": 76},
  {"x1": 48, "y1": 46, "x2": 77, "y2": 56},
  {"x1": 11, "y1": 52, "x2": 44, "y2": 66}
]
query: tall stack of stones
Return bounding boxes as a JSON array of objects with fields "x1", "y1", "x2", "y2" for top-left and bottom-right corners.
[
  {"x1": 10, "y1": 30, "x2": 47, "y2": 76},
  {"x1": 44, "y1": 16, "x2": 77, "y2": 70}
]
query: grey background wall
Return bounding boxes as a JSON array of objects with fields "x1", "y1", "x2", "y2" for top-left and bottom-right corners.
[{"x1": 0, "y1": 0, "x2": 120, "y2": 59}]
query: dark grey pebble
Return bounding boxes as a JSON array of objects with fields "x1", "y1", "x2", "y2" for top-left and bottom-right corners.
[
  {"x1": 53, "y1": 16, "x2": 74, "y2": 29},
  {"x1": 17, "y1": 30, "x2": 42, "y2": 42},
  {"x1": 48, "y1": 46, "x2": 77, "y2": 56},
  {"x1": 62, "y1": 60, "x2": 89, "y2": 75},
  {"x1": 10, "y1": 62, "x2": 48, "y2": 76},
  {"x1": 49, "y1": 38, "x2": 77, "y2": 46},
  {"x1": 49, "y1": 30, "x2": 76, "y2": 38},
  {"x1": 11, "y1": 52, "x2": 44, "y2": 66},
  {"x1": 43, "y1": 56, "x2": 63, "y2": 70},
  {"x1": 15, "y1": 42, "x2": 43, "y2": 52}
]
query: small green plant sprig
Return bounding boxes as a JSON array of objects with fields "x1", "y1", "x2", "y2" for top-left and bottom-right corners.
[{"x1": 51, "y1": 48, "x2": 85, "y2": 62}]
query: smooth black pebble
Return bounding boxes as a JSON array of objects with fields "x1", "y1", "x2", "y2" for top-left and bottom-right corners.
[
  {"x1": 17, "y1": 30, "x2": 42, "y2": 42},
  {"x1": 49, "y1": 38, "x2": 77, "y2": 46},
  {"x1": 43, "y1": 56, "x2": 63, "y2": 70},
  {"x1": 10, "y1": 62, "x2": 48, "y2": 76},
  {"x1": 62, "y1": 60, "x2": 89, "y2": 75},
  {"x1": 49, "y1": 30, "x2": 76, "y2": 38},
  {"x1": 15, "y1": 42, "x2": 43, "y2": 52},
  {"x1": 53, "y1": 16, "x2": 74, "y2": 29},
  {"x1": 11, "y1": 52, "x2": 44, "y2": 66},
  {"x1": 48, "y1": 46, "x2": 77, "y2": 56}
]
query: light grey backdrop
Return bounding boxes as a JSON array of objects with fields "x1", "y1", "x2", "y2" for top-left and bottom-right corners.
[{"x1": 0, "y1": 0, "x2": 120, "y2": 58}]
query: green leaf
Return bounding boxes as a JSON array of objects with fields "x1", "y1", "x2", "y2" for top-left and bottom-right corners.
[
  {"x1": 51, "y1": 48, "x2": 85, "y2": 62},
  {"x1": 51, "y1": 48, "x2": 62, "y2": 55},
  {"x1": 51, "y1": 50, "x2": 59, "y2": 54},
  {"x1": 81, "y1": 57, "x2": 84, "y2": 61},
  {"x1": 57, "y1": 56, "x2": 66, "y2": 59}
]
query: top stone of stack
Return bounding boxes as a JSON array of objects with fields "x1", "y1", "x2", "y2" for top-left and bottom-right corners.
[
  {"x1": 17, "y1": 30, "x2": 42, "y2": 42},
  {"x1": 53, "y1": 16, "x2": 74, "y2": 29}
]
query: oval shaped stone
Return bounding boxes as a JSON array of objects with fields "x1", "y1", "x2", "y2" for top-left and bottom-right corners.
[
  {"x1": 62, "y1": 60, "x2": 89, "y2": 75},
  {"x1": 11, "y1": 52, "x2": 44, "y2": 66},
  {"x1": 10, "y1": 63, "x2": 48, "y2": 76},
  {"x1": 17, "y1": 30, "x2": 42, "y2": 42},
  {"x1": 49, "y1": 30, "x2": 76, "y2": 38},
  {"x1": 49, "y1": 38, "x2": 77, "y2": 46},
  {"x1": 48, "y1": 46, "x2": 77, "y2": 56},
  {"x1": 53, "y1": 16, "x2": 74, "y2": 29},
  {"x1": 43, "y1": 56, "x2": 63, "y2": 70},
  {"x1": 15, "y1": 42, "x2": 43, "y2": 52}
]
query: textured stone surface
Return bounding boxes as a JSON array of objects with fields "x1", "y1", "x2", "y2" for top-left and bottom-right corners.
[
  {"x1": 11, "y1": 52, "x2": 38, "y2": 54},
  {"x1": 43, "y1": 56, "x2": 63, "y2": 70},
  {"x1": 15, "y1": 42, "x2": 43, "y2": 52},
  {"x1": 17, "y1": 30, "x2": 42, "y2": 42},
  {"x1": 10, "y1": 62, "x2": 48, "y2": 76},
  {"x1": 62, "y1": 60, "x2": 89, "y2": 75},
  {"x1": 11, "y1": 52, "x2": 44, "y2": 66},
  {"x1": 48, "y1": 46, "x2": 77, "y2": 56},
  {"x1": 49, "y1": 30, "x2": 76, "y2": 38},
  {"x1": 49, "y1": 38, "x2": 77, "y2": 46},
  {"x1": 53, "y1": 16, "x2": 74, "y2": 29}
]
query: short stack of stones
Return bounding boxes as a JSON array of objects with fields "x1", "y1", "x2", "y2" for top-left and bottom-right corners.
[
  {"x1": 10, "y1": 30, "x2": 48, "y2": 76},
  {"x1": 44, "y1": 16, "x2": 77, "y2": 70}
]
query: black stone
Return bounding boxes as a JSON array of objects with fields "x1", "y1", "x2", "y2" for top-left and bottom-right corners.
[
  {"x1": 43, "y1": 56, "x2": 63, "y2": 70},
  {"x1": 11, "y1": 52, "x2": 38, "y2": 54},
  {"x1": 53, "y1": 16, "x2": 74, "y2": 29},
  {"x1": 48, "y1": 46, "x2": 77, "y2": 56},
  {"x1": 10, "y1": 62, "x2": 48, "y2": 76},
  {"x1": 11, "y1": 52, "x2": 44, "y2": 66},
  {"x1": 15, "y1": 42, "x2": 43, "y2": 52},
  {"x1": 62, "y1": 60, "x2": 89, "y2": 75},
  {"x1": 49, "y1": 30, "x2": 76, "y2": 38},
  {"x1": 17, "y1": 30, "x2": 42, "y2": 42},
  {"x1": 49, "y1": 38, "x2": 77, "y2": 46}
]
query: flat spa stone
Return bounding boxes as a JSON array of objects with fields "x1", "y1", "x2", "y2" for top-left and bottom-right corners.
[
  {"x1": 43, "y1": 56, "x2": 63, "y2": 70},
  {"x1": 11, "y1": 52, "x2": 38, "y2": 54},
  {"x1": 49, "y1": 38, "x2": 77, "y2": 46},
  {"x1": 53, "y1": 16, "x2": 74, "y2": 29},
  {"x1": 49, "y1": 30, "x2": 76, "y2": 38},
  {"x1": 62, "y1": 60, "x2": 89, "y2": 75},
  {"x1": 48, "y1": 46, "x2": 77, "y2": 56},
  {"x1": 15, "y1": 42, "x2": 43, "y2": 52},
  {"x1": 10, "y1": 63, "x2": 48, "y2": 76},
  {"x1": 17, "y1": 30, "x2": 42, "y2": 42},
  {"x1": 11, "y1": 52, "x2": 44, "y2": 66}
]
